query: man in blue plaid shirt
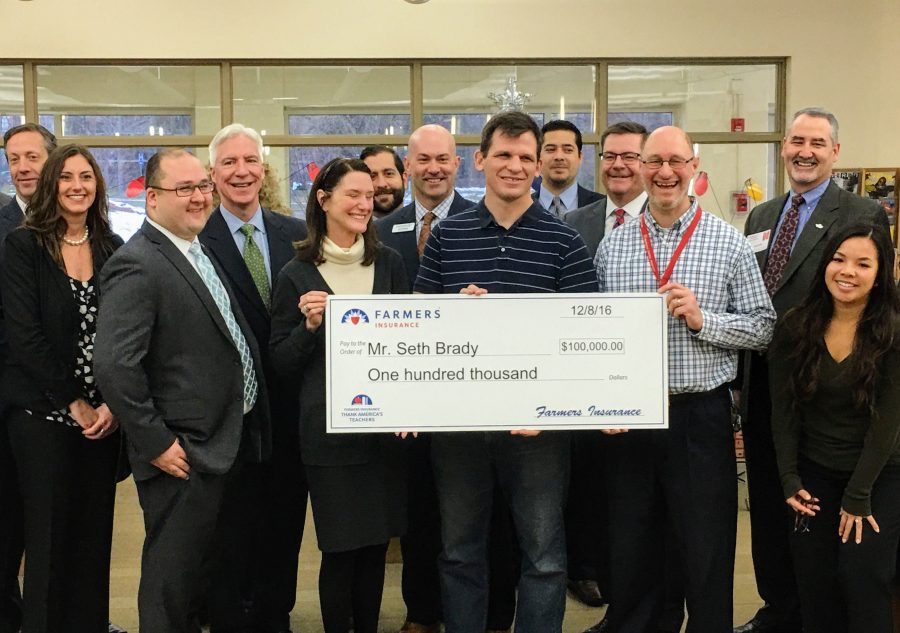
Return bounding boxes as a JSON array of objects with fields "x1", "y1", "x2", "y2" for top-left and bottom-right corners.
[{"x1": 587, "y1": 126, "x2": 775, "y2": 633}]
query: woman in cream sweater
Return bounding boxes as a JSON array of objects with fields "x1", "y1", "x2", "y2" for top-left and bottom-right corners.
[{"x1": 270, "y1": 157, "x2": 409, "y2": 633}]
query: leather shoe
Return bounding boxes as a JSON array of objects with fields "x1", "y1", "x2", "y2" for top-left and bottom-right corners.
[
  {"x1": 733, "y1": 617, "x2": 797, "y2": 633},
  {"x1": 400, "y1": 621, "x2": 441, "y2": 633},
  {"x1": 108, "y1": 623, "x2": 128, "y2": 633},
  {"x1": 567, "y1": 579, "x2": 606, "y2": 607},
  {"x1": 583, "y1": 616, "x2": 609, "y2": 633}
]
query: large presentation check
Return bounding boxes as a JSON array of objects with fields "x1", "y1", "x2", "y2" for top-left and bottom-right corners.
[{"x1": 326, "y1": 293, "x2": 668, "y2": 432}]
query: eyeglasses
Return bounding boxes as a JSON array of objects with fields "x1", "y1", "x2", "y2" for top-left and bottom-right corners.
[
  {"x1": 149, "y1": 181, "x2": 215, "y2": 197},
  {"x1": 600, "y1": 152, "x2": 641, "y2": 164},
  {"x1": 641, "y1": 156, "x2": 695, "y2": 170}
]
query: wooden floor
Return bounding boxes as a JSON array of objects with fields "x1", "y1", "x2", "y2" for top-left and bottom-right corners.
[{"x1": 94, "y1": 477, "x2": 765, "y2": 632}]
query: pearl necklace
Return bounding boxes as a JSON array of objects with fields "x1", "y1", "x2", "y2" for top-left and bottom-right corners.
[{"x1": 61, "y1": 226, "x2": 89, "y2": 246}]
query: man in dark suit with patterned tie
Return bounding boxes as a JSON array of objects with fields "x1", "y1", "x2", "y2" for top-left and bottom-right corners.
[
  {"x1": 736, "y1": 107, "x2": 887, "y2": 633},
  {"x1": 200, "y1": 124, "x2": 308, "y2": 633},
  {"x1": 95, "y1": 149, "x2": 270, "y2": 633},
  {"x1": 0, "y1": 123, "x2": 56, "y2": 633},
  {"x1": 533, "y1": 120, "x2": 602, "y2": 219}
]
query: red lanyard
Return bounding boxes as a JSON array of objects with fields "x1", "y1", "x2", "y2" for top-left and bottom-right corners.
[{"x1": 639, "y1": 207, "x2": 702, "y2": 287}]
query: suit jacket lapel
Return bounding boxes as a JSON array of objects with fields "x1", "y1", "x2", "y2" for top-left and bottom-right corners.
[
  {"x1": 265, "y1": 212, "x2": 297, "y2": 279},
  {"x1": 448, "y1": 191, "x2": 473, "y2": 216},
  {"x1": 753, "y1": 193, "x2": 790, "y2": 271},
  {"x1": 204, "y1": 209, "x2": 268, "y2": 319},
  {"x1": 776, "y1": 183, "x2": 841, "y2": 293},
  {"x1": 396, "y1": 206, "x2": 418, "y2": 258},
  {"x1": 594, "y1": 204, "x2": 607, "y2": 242},
  {"x1": 142, "y1": 222, "x2": 235, "y2": 344}
]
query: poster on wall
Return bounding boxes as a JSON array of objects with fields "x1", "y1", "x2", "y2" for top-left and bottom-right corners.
[
  {"x1": 863, "y1": 170, "x2": 897, "y2": 228},
  {"x1": 831, "y1": 170, "x2": 861, "y2": 195}
]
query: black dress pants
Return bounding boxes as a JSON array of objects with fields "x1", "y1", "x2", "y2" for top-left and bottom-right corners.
[
  {"x1": 0, "y1": 409, "x2": 23, "y2": 633},
  {"x1": 564, "y1": 430, "x2": 609, "y2": 591},
  {"x1": 7, "y1": 408, "x2": 118, "y2": 633},
  {"x1": 251, "y1": 428, "x2": 308, "y2": 632},
  {"x1": 742, "y1": 356, "x2": 802, "y2": 628},
  {"x1": 604, "y1": 387, "x2": 736, "y2": 633},
  {"x1": 790, "y1": 458, "x2": 900, "y2": 633}
]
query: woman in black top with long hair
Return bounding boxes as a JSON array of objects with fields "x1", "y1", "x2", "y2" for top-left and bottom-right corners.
[
  {"x1": 770, "y1": 221, "x2": 900, "y2": 633},
  {"x1": 269, "y1": 158, "x2": 408, "y2": 633},
  {"x1": 0, "y1": 145, "x2": 122, "y2": 633}
]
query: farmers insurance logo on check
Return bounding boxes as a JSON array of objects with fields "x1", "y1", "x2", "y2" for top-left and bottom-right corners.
[
  {"x1": 341, "y1": 393, "x2": 382, "y2": 424},
  {"x1": 341, "y1": 308, "x2": 370, "y2": 325},
  {"x1": 370, "y1": 306, "x2": 442, "y2": 329}
]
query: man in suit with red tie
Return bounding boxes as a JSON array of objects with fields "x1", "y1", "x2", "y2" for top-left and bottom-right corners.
[
  {"x1": 565, "y1": 121, "x2": 648, "y2": 259},
  {"x1": 564, "y1": 122, "x2": 649, "y2": 620},
  {"x1": 200, "y1": 124, "x2": 308, "y2": 633},
  {"x1": 736, "y1": 107, "x2": 887, "y2": 633}
]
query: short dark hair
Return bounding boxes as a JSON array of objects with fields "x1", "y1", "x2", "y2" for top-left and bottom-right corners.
[
  {"x1": 360, "y1": 145, "x2": 403, "y2": 175},
  {"x1": 144, "y1": 148, "x2": 195, "y2": 189},
  {"x1": 294, "y1": 158, "x2": 381, "y2": 266},
  {"x1": 541, "y1": 120, "x2": 583, "y2": 152},
  {"x1": 3, "y1": 123, "x2": 57, "y2": 156},
  {"x1": 480, "y1": 111, "x2": 542, "y2": 156},
  {"x1": 600, "y1": 121, "x2": 649, "y2": 151}
]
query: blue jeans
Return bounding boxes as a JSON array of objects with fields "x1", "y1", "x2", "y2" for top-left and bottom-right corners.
[{"x1": 431, "y1": 432, "x2": 570, "y2": 633}]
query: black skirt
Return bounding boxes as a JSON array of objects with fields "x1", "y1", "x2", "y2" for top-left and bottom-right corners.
[{"x1": 306, "y1": 438, "x2": 407, "y2": 553}]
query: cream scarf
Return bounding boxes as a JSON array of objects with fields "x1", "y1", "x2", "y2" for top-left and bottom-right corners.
[{"x1": 317, "y1": 236, "x2": 374, "y2": 295}]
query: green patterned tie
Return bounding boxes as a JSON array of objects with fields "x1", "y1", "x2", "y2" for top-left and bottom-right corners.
[{"x1": 240, "y1": 224, "x2": 271, "y2": 310}]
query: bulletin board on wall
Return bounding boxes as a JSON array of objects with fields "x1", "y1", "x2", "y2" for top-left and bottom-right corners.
[{"x1": 831, "y1": 168, "x2": 899, "y2": 277}]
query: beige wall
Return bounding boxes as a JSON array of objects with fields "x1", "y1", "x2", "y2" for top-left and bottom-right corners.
[{"x1": 3, "y1": 0, "x2": 896, "y2": 168}]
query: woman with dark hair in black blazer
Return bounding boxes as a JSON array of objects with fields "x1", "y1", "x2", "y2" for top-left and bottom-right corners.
[
  {"x1": 270, "y1": 157, "x2": 408, "y2": 633},
  {"x1": 0, "y1": 144, "x2": 123, "y2": 633},
  {"x1": 770, "y1": 221, "x2": 900, "y2": 633}
]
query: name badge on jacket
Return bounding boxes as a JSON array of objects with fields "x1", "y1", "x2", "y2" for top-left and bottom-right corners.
[
  {"x1": 746, "y1": 230, "x2": 771, "y2": 253},
  {"x1": 392, "y1": 223, "x2": 415, "y2": 233}
]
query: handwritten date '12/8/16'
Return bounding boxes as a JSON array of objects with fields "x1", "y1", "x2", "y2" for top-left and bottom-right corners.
[
  {"x1": 559, "y1": 339, "x2": 625, "y2": 354},
  {"x1": 570, "y1": 304, "x2": 613, "y2": 317}
]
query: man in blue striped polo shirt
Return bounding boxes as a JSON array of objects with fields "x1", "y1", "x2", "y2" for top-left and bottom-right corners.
[{"x1": 414, "y1": 111, "x2": 598, "y2": 633}]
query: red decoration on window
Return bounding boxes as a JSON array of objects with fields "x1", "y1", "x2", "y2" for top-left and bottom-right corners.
[
  {"x1": 306, "y1": 162, "x2": 320, "y2": 181},
  {"x1": 126, "y1": 176, "x2": 145, "y2": 198}
]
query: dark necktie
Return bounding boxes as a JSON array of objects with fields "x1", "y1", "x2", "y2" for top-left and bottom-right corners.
[
  {"x1": 550, "y1": 196, "x2": 565, "y2": 218},
  {"x1": 417, "y1": 211, "x2": 436, "y2": 259},
  {"x1": 240, "y1": 224, "x2": 271, "y2": 310},
  {"x1": 763, "y1": 194, "x2": 805, "y2": 296},
  {"x1": 613, "y1": 208, "x2": 626, "y2": 229}
]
